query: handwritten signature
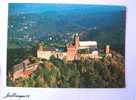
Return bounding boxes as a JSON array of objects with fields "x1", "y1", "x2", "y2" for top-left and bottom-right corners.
[{"x1": 3, "y1": 92, "x2": 30, "y2": 99}]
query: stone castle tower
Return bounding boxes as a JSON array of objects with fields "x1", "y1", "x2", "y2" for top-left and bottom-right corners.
[
  {"x1": 38, "y1": 42, "x2": 44, "y2": 51},
  {"x1": 106, "y1": 45, "x2": 112, "y2": 57},
  {"x1": 106, "y1": 45, "x2": 110, "y2": 54},
  {"x1": 75, "y1": 33, "x2": 80, "y2": 50},
  {"x1": 66, "y1": 33, "x2": 80, "y2": 61}
]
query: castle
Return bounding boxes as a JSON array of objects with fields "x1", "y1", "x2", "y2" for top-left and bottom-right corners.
[
  {"x1": 11, "y1": 34, "x2": 112, "y2": 80},
  {"x1": 37, "y1": 34, "x2": 101, "y2": 61}
]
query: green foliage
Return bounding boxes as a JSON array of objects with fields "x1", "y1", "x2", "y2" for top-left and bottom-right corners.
[{"x1": 10, "y1": 52, "x2": 125, "y2": 88}]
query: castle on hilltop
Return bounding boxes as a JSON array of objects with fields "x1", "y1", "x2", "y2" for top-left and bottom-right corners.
[
  {"x1": 11, "y1": 34, "x2": 112, "y2": 80},
  {"x1": 37, "y1": 34, "x2": 110, "y2": 61}
]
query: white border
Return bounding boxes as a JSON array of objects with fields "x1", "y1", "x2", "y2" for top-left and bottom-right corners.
[{"x1": 0, "y1": 0, "x2": 136, "y2": 100}]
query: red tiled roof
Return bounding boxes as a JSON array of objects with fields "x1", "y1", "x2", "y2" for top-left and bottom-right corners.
[
  {"x1": 68, "y1": 44, "x2": 76, "y2": 48},
  {"x1": 20, "y1": 70, "x2": 32, "y2": 78}
]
